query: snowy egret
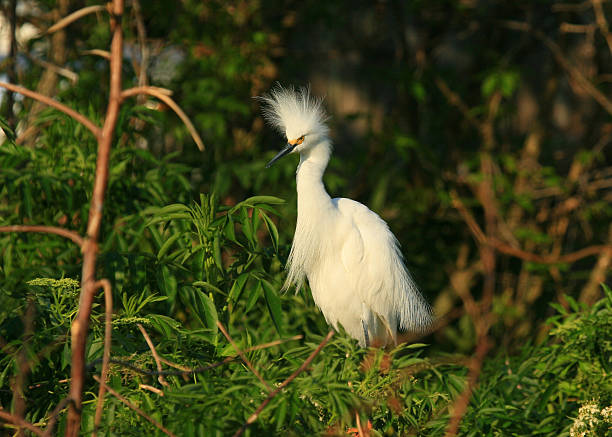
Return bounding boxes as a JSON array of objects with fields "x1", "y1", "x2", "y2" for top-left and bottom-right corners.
[{"x1": 260, "y1": 85, "x2": 433, "y2": 347}]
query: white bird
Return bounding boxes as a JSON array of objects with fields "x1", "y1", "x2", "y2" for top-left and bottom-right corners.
[{"x1": 260, "y1": 85, "x2": 432, "y2": 347}]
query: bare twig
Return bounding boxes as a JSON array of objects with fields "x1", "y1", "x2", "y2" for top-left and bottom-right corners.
[
  {"x1": 5, "y1": 0, "x2": 17, "y2": 127},
  {"x1": 0, "y1": 410, "x2": 43, "y2": 436},
  {"x1": 0, "y1": 225, "x2": 84, "y2": 247},
  {"x1": 591, "y1": 0, "x2": 612, "y2": 55},
  {"x1": 503, "y1": 20, "x2": 612, "y2": 116},
  {"x1": 93, "y1": 376, "x2": 177, "y2": 437},
  {"x1": 449, "y1": 192, "x2": 612, "y2": 264},
  {"x1": 139, "y1": 384, "x2": 164, "y2": 395},
  {"x1": 232, "y1": 330, "x2": 335, "y2": 437},
  {"x1": 42, "y1": 398, "x2": 72, "y2": 437},
  {"x1": 80, "y1": 49, "x2": 111, "y2": 60},
  {"x1": 90, "y1": 334, "x2": 304, "y2": 377},
  {"x1": 132, "y1": 0, "x2": 149, "y2": 96},
  {"x1": 66, "y1": 1, "x2": 124, "y2": 434},
  {"x1": 434, "y1": 78, "x2": 480, "y2": 130},
  {"x1": 121, "y1": 86, "x2": 205, "y2": 151},
  {"x1": 137, "y1": 323, "x2": 169, "y2": 387},
  {"x1": 217, "y1": 321, "x2": 272, "y2": 391},
  {"x1": 25, "y1": 53, "x2": 78, "y2": 83},
  {"x1": 490, "y1": 239, "x2": 612, "y2": 264},
  {"x1": 47, "y1": 5, "x2": 107, "y2": 34},
  {"x1": 93, "y1": 279, "x2": 113, "y2": 435},
  {"x1": 0, "y1": 82, "x2": 100, "y2": 137}
]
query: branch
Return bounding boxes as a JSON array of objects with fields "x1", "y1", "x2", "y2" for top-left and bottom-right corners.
[
  {"x1": 0, "y1": 225, "x2": 84, "y2": 247},
  {"x1": 591, "y1": 0, "x2": 612, "y2": 55},
  {"x1": 137, "y1": 323, "x2": 169, "y2": 387},
  {"x1": 46, "y1": 5, "x2": 107, "y2": 34},
  {"x1": 42, "y1": 398, "x2": 72, "y2": 437},
  {"x1": 490, "y1": 239, "x2": 612, "y2": 264},
  {"x1": 121, "y1": 86, "x2": 205, "y2": 151},
  {"x1": 93, "y1": 280, "x2": 113, "y2": 435},
  {"x1": 66, "y1": 1, "x2": 124, "y2": 434},
  {"x1": 80, "y1": 49, "x2": 111, "y2": 60},
  {"x1": 449, "y1": 191, "x2": 612, "y2": 264},
  {"x1": 0, "y1": 82, "x2": 100, "y2": 137},
  {"x1": 93, "y1": 376, "x2": 176, "y2": 437},
  {"x1": 232, "y1": 330, "x2": 335, "y2": 437},
  {"x1": 85, "y1": 334, "x2": 304, "y2": 377},
  {"x1": 0, "y1": 410, "x2": 43, "y2": 436},
  {"x1": 217, "y1": 321, "x2": 272, "y2": 391},
  {"x1": 503, "y1": 20, "x2": 612, "y2": 116}
]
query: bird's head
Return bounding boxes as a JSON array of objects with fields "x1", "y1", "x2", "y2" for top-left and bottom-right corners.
[{"x1": 257, "y1": 85, "x2": 329, "y2": 167}]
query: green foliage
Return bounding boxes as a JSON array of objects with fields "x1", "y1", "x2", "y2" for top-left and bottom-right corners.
[
  {"x1": 1, "y1": 1, "x2": 612, "y2": 434},
  {"x1": 3, "y1": 269, "x2": 609, "y2": 435}
]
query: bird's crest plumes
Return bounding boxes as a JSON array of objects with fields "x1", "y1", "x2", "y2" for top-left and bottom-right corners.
[{"x1": 257, "y1": 85, "x2": 329, "y2": 140}]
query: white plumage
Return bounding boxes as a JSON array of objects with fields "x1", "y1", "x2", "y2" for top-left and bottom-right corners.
[{"x1": 260, "y1": 85, "x2": 432, "y2": 347}]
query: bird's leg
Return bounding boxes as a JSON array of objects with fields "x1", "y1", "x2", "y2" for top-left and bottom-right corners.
[
  {"x1": 361, "y1": 319, "x2": 370, "y2": 348},
  {"x1": 361, "y1": 302, "x2": 371, "y2": 347}
]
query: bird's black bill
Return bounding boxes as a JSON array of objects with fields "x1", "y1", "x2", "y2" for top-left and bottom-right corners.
[{"x1": 266, "y1": 143, "x2": 296, "y2": 168}]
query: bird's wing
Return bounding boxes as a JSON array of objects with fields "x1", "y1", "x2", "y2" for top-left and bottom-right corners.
[{"x1": 334, "y1": 197, "x2": 432, "y2": 337}]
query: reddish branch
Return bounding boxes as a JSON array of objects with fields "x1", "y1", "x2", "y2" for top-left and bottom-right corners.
[
  {"x1": 93, "y1": 376, "x2": 177, "y2": 437},
  {"x1": 0, "y1": 410, "x2": 43, "y2": 436},
  {"x1": 232, "y1": 330, "x2": 335, "y2": 437},
  {"x1": 65, "y1": 0, "x2": 124, "y2": 434},
  {"x1": 217, "y1": 321, "x2": 272, "y2": 391},
  {"x1": 503, "y1": 20, "x2": 612, "y2": 116},
  {"x1": 449, "y1": 191, "x2": 612, "y2": 265},
  {"x1": 46, "y1": 5, "x2": 107, "y2": 34},
  {"x1": 121, "y1": 86, "x2": 205, "y2": 151},
  {"x1": 0, "y1": 82, "x2": 100, "y2": 137},
  {"x1": 0, "y1": 225, "x2": 84, "y2": 247},
  {"x1": 137, "y1": 323, "x2": 169, "y2": 387}
]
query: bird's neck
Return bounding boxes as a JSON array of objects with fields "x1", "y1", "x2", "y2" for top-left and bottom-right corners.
[{"x1": 295, "y1": 139, "x2": 332, "y2": 214}]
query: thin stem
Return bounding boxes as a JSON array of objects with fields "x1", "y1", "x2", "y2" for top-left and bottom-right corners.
[
  {"x1": 0, "y1": 225, "x2": 84, "y2": 247},
  {"x1": 232, "y1": 330, "x2": 335, "y2": 437},
  {"x1": 137, "y1": 324, "x2": 169, "y2": 387},
  {"x1": 46, "y1": 5, "x2": 107, "y2": 34},
  {"x1": 66, "y1": 1, "x2": 124, "y2": 435},
  {"x1": 93, "y1": 376, "x2": 177, "y2": 437},
  {"x1": 0, "y1": 411, "x2": 43, "y2": 437},
  {"x1": 0, "y1": 82, "x2": 100, "y2": 137},
  {"x1": 121, "y1": 86, "x2": 205, "y2": 151},
  {"x1": 217, "y1": 321, "x2": 272, "y2": 391}
]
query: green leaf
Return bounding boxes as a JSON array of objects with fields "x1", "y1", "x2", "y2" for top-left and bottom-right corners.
[
  {"x1": 182, "y1": 286, "x2": 218, "y2": 341},
  {"x1": 261, "y1": 279, "x2": 285, "y2": 335},
  {"x1": 147, "y1": 314, "x2": 181, "y2": 337},
  {"x1": 244, "y1": 281, "x2": 263, "y2": 313},
  {"x1": 157, "y1": 233, "x2": 182, "y2": 259},
  {"x1": 229, "y1": 273, "x2": 249, "y2": 304},
  {"x1": 192, "y1": 281, "x2": 225, "y2": 295},
  {"x1": 260, "y1": 211, "x2": 279, "y2": 252},
  {"x1": 157, "y1": 265, "x2": 178, "y2": 300},
  {"x1": 213, "y1": 235, "x2": 223, "y2": 273},
  {"x1": 230, "y1": 195, "x2": 285, "y2": 213},
  {"x1": 0, "y1": 116, "x2": 16, "y2": 141}
]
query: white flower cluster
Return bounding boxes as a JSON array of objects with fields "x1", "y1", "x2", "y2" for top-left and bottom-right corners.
[{"x1": 569, "y1": 402, "x2": 612, "y2": 437}]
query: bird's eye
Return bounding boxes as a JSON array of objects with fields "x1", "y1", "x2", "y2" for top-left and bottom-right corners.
[{"x1": 296, "y1": 135, "x2": 305, "y2": 145}]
